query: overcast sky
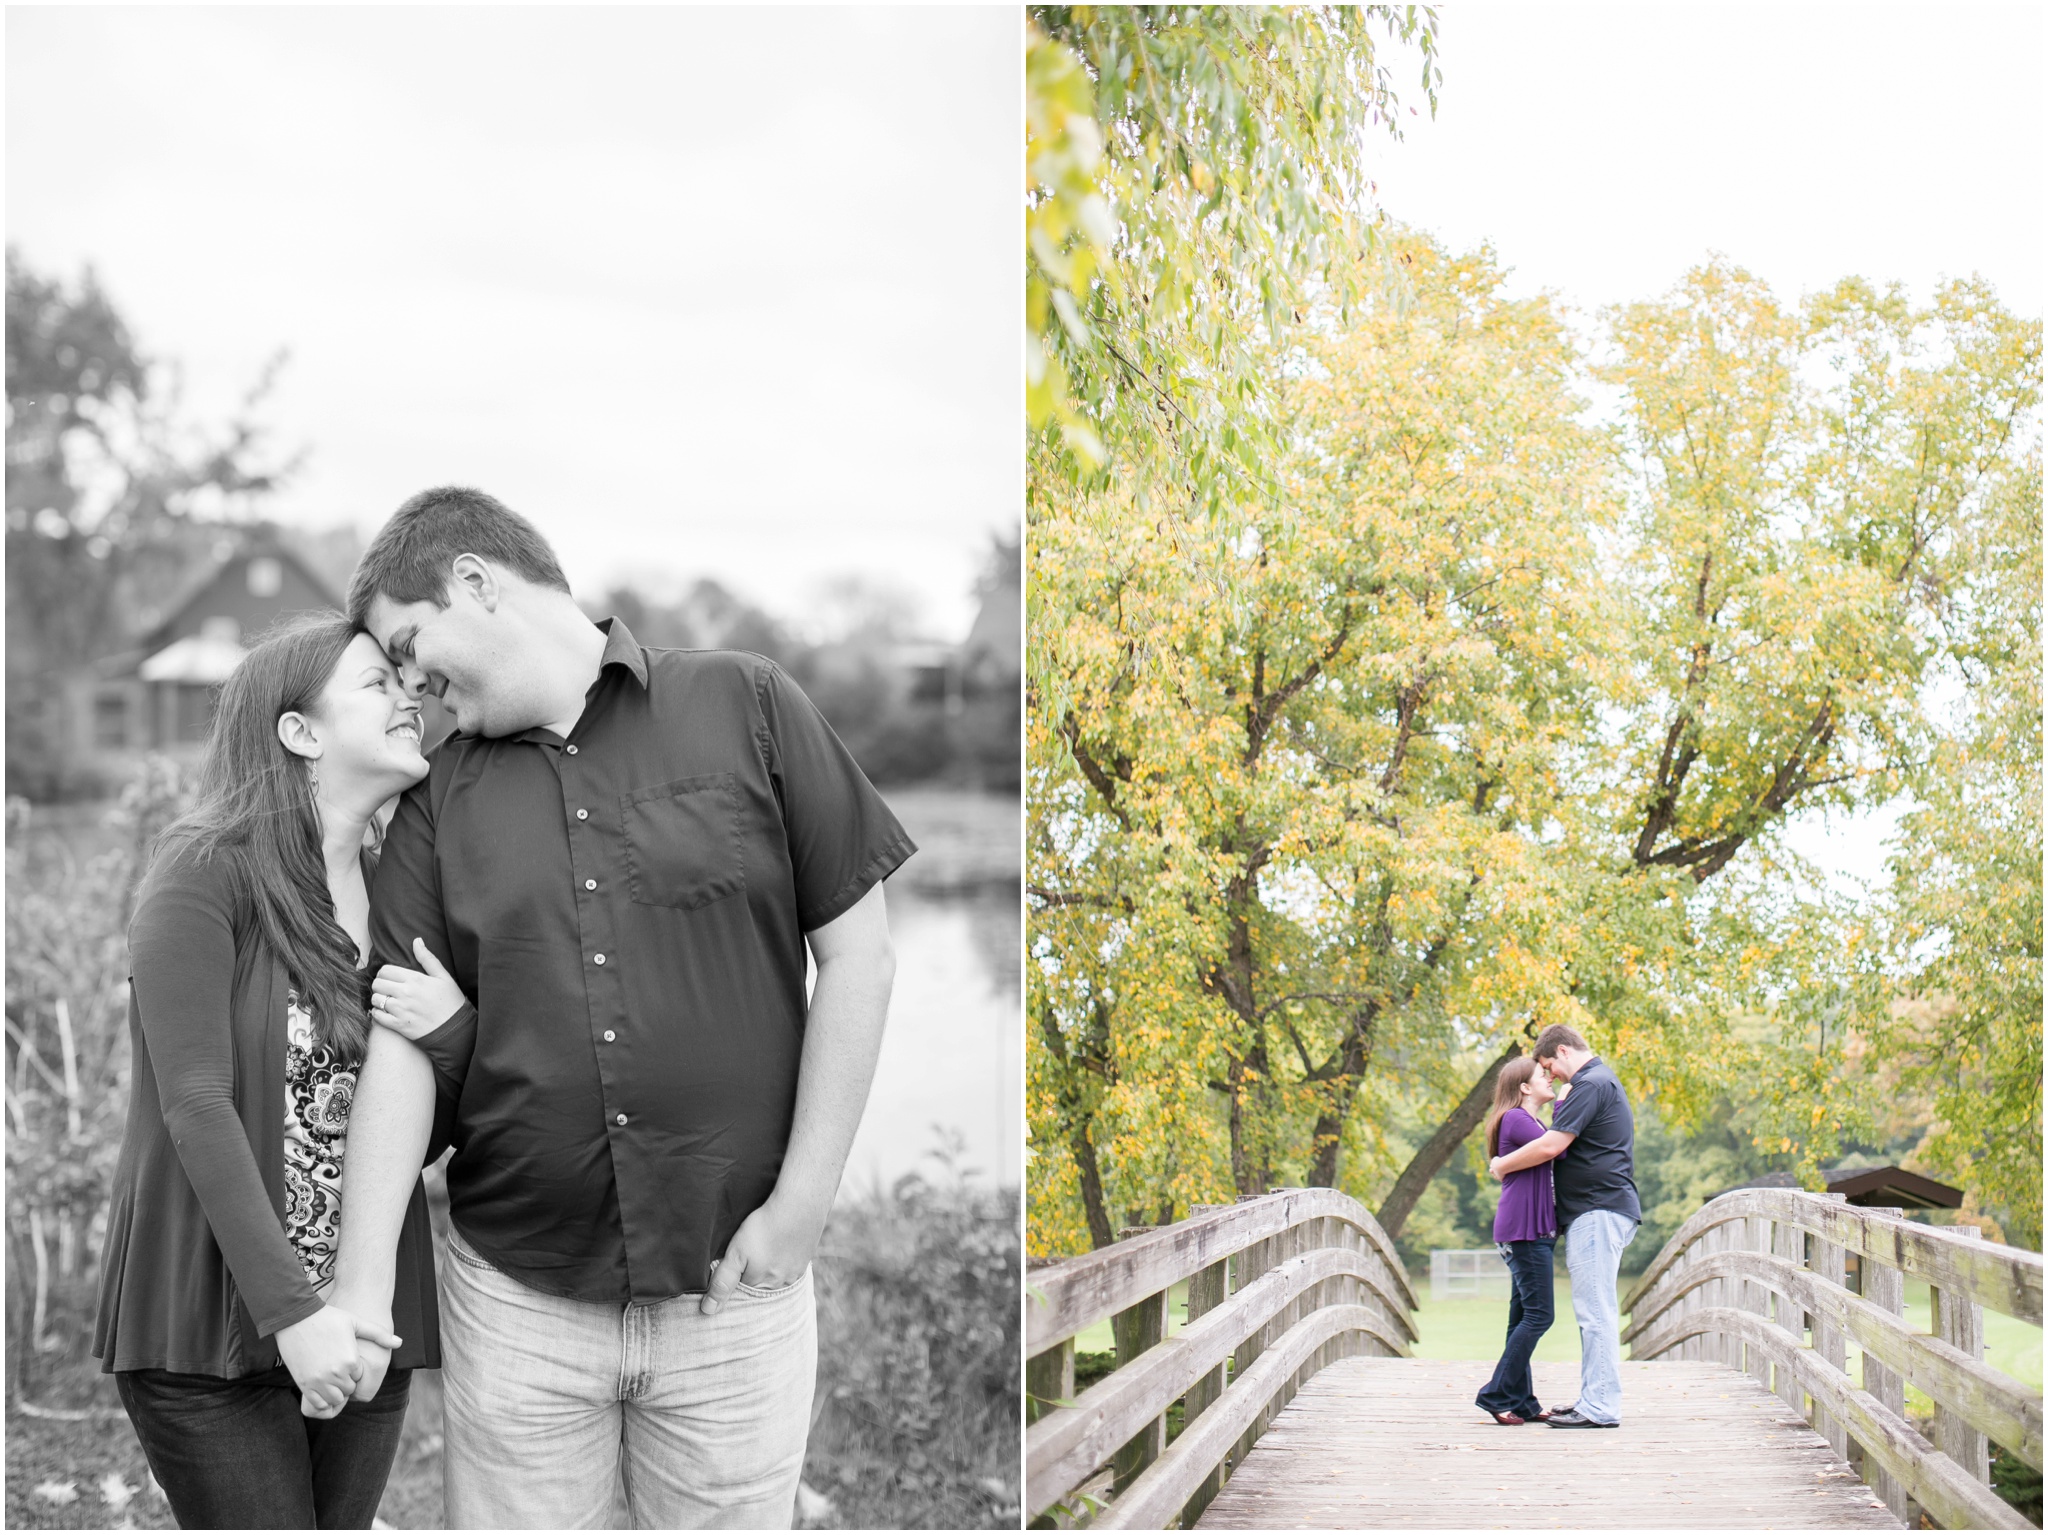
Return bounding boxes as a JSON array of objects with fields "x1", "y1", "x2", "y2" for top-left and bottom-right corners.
[
  {"x1": 1366, "y1": 4, "x2": 2043, "y2": 893},
  {"x1": 1369, "y1": 3, "x2": 2043, "y2": 319},
  {"x1": 7, "y1": 7, "x2": 1017, "y2": 640}
]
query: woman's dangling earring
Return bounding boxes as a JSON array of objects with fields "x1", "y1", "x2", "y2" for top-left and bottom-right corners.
[{"x1": 308, "y1": 763, "x2": 321, "y2": 798}]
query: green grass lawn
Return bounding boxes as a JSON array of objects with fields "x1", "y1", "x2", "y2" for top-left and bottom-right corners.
[{"x1": 1411, "y1": 1278, "x2": 1583, "y2": 1362}]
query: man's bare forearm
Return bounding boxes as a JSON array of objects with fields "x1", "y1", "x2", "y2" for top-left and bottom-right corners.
[
  {"x1": 772, "y1": 944, "x2": 894, "y2": 1229},
  {"x1": 332, "y1": 1029, "x2": 437, "y2": 1320}
]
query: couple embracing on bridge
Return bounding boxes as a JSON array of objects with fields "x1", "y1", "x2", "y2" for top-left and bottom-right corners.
[{"x1": 1474, "y1": 1024, "x2": 1642, "y2": 1430}]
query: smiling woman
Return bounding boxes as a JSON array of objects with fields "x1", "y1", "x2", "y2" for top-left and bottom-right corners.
[{"x1": 91, "y1": 611, "x2": 450, "y2": 1529}]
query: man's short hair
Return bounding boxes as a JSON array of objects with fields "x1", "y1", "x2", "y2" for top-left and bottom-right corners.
[
  {"x1": 347, "y1": 485, "x2": 571, "y2": 625},
  {"x1": 1532, "y1": 1023, "x2": 1590, "y2": 1063}
]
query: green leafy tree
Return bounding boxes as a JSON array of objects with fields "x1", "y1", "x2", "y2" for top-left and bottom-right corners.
[
  {"x1": 1845, "y1": 295, "x2": 2042, "y2": 1246},
  {"x1": 1026, "y1": 5, "x2": 1439, "y2": 491}
]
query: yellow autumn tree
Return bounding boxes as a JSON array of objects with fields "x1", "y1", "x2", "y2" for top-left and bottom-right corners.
[{"x1": 1028, "y1": 238, "x2": 2042, "y2": 1255}]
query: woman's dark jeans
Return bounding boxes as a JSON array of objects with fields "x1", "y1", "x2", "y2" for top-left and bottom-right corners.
[
  {"x1": 116, "y1": 1364, "x2": 411, "y2": 1530},
  {"x1": 1475, "y1": 1238, "x2": 1556, "y2": 1419}
]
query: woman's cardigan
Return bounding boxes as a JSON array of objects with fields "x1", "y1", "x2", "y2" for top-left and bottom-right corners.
[{"x1": 93, "y1": 844, "x2": 454, "y2": 1376}]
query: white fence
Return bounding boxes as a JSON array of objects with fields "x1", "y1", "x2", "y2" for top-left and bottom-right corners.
[{"x1": 1430, "y1": 1246, "x2": 1513, "y2": 1301}]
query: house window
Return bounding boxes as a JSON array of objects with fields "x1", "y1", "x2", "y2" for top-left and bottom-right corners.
[
  {"x1": 247, "y1": 557, "x2": 282, "y2": 597},
  {"x1": 94, "y1": 693, "x2": 129, "y2": 749}
]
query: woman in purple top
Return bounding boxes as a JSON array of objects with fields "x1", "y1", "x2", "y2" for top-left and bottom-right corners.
[{"x1": 1475, "y1": 1057, "x2": 1561, "y2": 1424}]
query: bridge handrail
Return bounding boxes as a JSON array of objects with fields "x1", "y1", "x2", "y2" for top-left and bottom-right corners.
[
  {"x1": 1625, "y1": 1187, "x2": 2043, "y2": 1325},
  {"x1": 1025, "y1": 1189, "x2": 1416, "y2": 1527},
  {"x1": 1026, "y1": 1186, "x2": 1415, "y2": 1354},
  {"x1": 1623, "y1": 1188, "x2": 2044, "y2": 1529}
]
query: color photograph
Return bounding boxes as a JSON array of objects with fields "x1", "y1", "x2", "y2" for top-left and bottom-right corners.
[
  {"x1": 6, "y1": 8, "x2": 1019, "y2": 1530},
  {"x1": 1025, "y1": 6, "x2": 2041, "y2": 1529}
]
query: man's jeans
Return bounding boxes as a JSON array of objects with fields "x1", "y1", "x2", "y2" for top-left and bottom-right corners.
[
  {"x1": 440, "y1": 1226, "x2": 816, "y2": 1530},
  {"x1": 1564, "y1": 1208, "x2": 1638, "y2": 1424},
  {"x1": 1475, "y1": 1238, "x2": 1556, "y2": 1419}
]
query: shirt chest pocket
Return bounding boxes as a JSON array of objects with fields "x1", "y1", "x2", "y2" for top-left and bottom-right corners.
[{"x1": 619, "y1": 773, "x2": 747, "y2": 910}]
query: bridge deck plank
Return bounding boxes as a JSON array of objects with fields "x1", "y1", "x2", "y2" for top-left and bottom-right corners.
[{"x1": 1195, "y1": 1359, "x2": 1902, "y2": 1529}]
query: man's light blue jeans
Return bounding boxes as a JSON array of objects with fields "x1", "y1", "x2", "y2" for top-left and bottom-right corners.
[
  {"x1": 1564, "y1": 1208, "x2": 1638, "y2": 1425},
  {"x1": 439, "y1": 1226, "x2": 816, "y2": 1529}
]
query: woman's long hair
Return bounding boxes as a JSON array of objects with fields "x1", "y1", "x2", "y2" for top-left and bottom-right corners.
[
  {"x1": 1484, "y1": 1056, "x2": 1543, "y2": 1159},
  {"x1": 151, "y1": 611, "x2": 373, "y2": 1065}
]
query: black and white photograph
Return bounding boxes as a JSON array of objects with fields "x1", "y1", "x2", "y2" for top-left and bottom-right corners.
[{"x1": 5, "y1": 8, "x2": 1020, "y2": 1530}]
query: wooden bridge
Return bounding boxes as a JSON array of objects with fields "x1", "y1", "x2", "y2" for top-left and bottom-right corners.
[{"x1": 1025, "y1": 1188, "x2": 2043, "y2": 1529}]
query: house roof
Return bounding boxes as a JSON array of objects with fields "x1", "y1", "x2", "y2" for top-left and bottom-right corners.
[
  {"x1": 137, "y1": 633, "x2": 248, "y2": 685},
  {"x1": 135, "y1": 534, "x2": 342, "y2": 655},
  {"x1": 1710, "y1": 1164, "x2": 1963, "y2": 1210}
]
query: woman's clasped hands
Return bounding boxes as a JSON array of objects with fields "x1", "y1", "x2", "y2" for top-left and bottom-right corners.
[{"x1": 275, "y1": 1303, "x2": 402, "y2": 1419}]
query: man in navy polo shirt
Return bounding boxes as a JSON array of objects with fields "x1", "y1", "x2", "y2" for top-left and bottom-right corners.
[{"x1": 1488, "y1": 1023, "x2": 1640, "y2": 1428}]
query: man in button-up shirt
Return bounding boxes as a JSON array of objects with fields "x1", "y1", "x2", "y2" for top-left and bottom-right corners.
[{"x1": 326, "y1": 487, "x2": 913, "y2": 1528}]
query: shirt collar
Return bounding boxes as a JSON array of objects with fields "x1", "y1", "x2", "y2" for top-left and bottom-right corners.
[
  {"x1": 594, "y1": 616, "x2": 649, "y2": 690},
  {"x1": 505, "y1": 617, "x2": 648, "y2": 746}
]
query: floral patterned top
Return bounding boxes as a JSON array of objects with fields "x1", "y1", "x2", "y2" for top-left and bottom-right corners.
[{"x1": 282, "y1": 990, "x2": 354, "y2": 1289}]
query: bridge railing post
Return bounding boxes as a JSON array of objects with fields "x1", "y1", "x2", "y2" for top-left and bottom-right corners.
[
  {"x1": 1770, "y1": 1216, "x2": 1806, "y2": 1414},
  {"x1": 1931, "y1": 1226, "x2": 1992, "y2": 1486},
  {"x1": 1809, "y1": 1193, "x2": 1849, "y2": 1458},
  {"x1": 1742, "y1": 1213, "x2": 1772, "y2": 1390},
  {"x1": 1855, "y1": 1206, "x2": 1910, "y2": 1525},
  {"x1": 1110, "y1": 1285, "x2": 1168, "y2": 1494},
  {"x1": 1709, "y1": 1217, "x2": 1736, "y2": 1370},
  {"x1": 1686, "y1": 1229, "x2": 1706, "y2": 1362},
  {"x1": 1026, "y1": 1336, "x2": 1075, "y2": 1427},
  {"x1": 1226, "y1": 1217, "x2": 1277, "y2": 1486},
  {"x1": 1179, "y1": 1207, "x2": 1233, "y2": 1531}
]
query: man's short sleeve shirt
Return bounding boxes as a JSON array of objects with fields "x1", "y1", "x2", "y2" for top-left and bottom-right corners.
[
  {"x1": 1547, "y1": 1057, "x2": 1641, "y2": 1230},
  {"x1": 369, "y1": 620, "x2": 916, "y2": 1303}
]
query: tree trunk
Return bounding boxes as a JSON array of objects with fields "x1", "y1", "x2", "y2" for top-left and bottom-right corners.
[
  {"x1": 1308, "y1": 1093, "x2": 1354, "y2": 1188},
  {"x1": 1307, "y1": 1009, "x2": 1377, "y2": 1188},
  {"x1": 1374, "y1": 1043, "x2": 1522, "y2": 1240},
  {"x1": 1035, "y1": 997, "x2": 1117, "y2": 1251},
  {"x1": 1226, "y1": 1054, "x2": 1249, "y2": 1195},
  {"x1": 1071, "y1": 1125, "x2": 1116, "y2": 1251}
]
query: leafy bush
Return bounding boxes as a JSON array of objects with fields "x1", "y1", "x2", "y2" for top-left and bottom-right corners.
[{"x1": 802, "y1": 1174, "x2": 1020, "y2": 1529}]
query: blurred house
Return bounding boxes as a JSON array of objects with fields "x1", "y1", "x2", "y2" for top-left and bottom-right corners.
[
  {"x1": 61, "y1": 538, "x2": 338, "y2": 781},
  {"x1": 48, "y1": 527, "x2": 444, "y2": 786}
]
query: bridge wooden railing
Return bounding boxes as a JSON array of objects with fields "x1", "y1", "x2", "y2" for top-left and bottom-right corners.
[
  {"x1": 1624, "y1": 1188, "x2": 2043, "y2": 1531},
  {"x1": 1024, "y1": 1188, "x2": 1417, "y2": 1529}
]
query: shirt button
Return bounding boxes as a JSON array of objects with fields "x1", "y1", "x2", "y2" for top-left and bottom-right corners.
[
  {"x1": 594, "y1": 953, "x2": 606, "y2": 965},
  {"x1": 585, "y1": 879, "x2": 597, "y2": 891},
  {"x1": 576, "y1": 808, "x2": 588, "y2": 821},
  {"x1": 603, "y1": 1030, "x2": 616, "y2": 1042},
  {"x1": 566, "y1": 744, "x2": 578, "y2": 755},
  {"x1": 615, "y1": 1113, "x2": 627, "y2": 1126}
]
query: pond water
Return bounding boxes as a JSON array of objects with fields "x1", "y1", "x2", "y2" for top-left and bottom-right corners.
[
  {"x1": 839, "y1": 786, "x2": 1020, "y2": 1193},
  {"x1": 841, "y1": 883, "x2": 1020, "y2": 1193}
]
